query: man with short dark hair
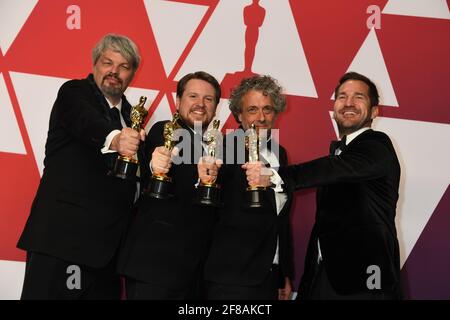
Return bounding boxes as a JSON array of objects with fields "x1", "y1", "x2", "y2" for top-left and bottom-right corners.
[
  {"x1": 247, "y1": 71, "x2": 402, "y2": 299},
  {"x1": 117, "y1": 71, "x2": 222, "y2": 299}
]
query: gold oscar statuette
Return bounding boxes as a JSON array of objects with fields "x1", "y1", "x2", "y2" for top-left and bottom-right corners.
[
  {"x1": 244, "y1": 123, "x2": 267, "y2": 208},
  {"x1": 145, "y1": 112, "x2": 181, "y2": 199},
  {"x1": 195, "y1": 119, "x2": 223, "y2": 207},
  {"x1": 112, "y1": 96, "x2": 147, "y2": 180}
]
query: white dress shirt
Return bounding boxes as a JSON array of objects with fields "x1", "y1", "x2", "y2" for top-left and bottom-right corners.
[
  {"x1": 259, "y1": 143, "x2": 288, "y2": 265},
  {"x1": 101, "y1": 98, "x2": 125, "y2": 154}
]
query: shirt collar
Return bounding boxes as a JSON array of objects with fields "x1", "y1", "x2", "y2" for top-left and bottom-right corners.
[
  {"x1": 344, "y1": 127, "x2": 371, "y2": 145},
  {"x1": 105, "y1": 97, "x2": 123, "y2": 111}
]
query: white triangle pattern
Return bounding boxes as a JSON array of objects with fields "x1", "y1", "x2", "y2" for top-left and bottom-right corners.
[
  {"x1": 253, "y1": 0, "x2": 317, "y2": 97},
  {"x1": 329, "y1": 112, "x2": 450, "y2": 267},
  {"x1": 11, "y1": 72, "x2": 70, "y2": 175},
  {"x1": 373, "y1": 117, "x2": 450, "y2": 267},
  {"x1": 0, "y1": 73, "x2": 26, "y2": 154},
  {"x1": 143, "y1": 0, "x2": 208, "y2": 76},
  {"x1": 0, "y1": 0, "x2": 38, "y2": 54},
  {"x1": 176, "y1": 0, "x2": 245, "y2": 82},
  {"x1": 144, "y1": 94, "x2": 173, "y2": 133},
  {"x1": 177, "y1": 0, "x2": 317, "y2": 97},
  {"x1": 333, "y1": 29, "x2": 399, "y2": 107},
  {"x1": 0, "y1": 260, "x2": 25, "y2": 300},
  {"x1": 383, "y1": 0, "x2": 450, "y2": 20}
]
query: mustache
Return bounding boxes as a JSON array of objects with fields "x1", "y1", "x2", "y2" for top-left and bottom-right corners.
[
  {"x1": 340, "y1": 107, "x2": 359, "y2": 114},
  {"x1": 103, "y1": 73, "x2": 122, "y2": 84},
  {"x1": 191, "y1": 106, "x2": 206, "y2": 112},
  {"x1": 253, "y1": 120, "x2": 268, "y2": 126}
]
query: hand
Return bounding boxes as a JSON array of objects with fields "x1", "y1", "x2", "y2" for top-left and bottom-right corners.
[
  {"x1": 138, "y1": 128, "x2": 146, "y2": 142},
  {"x1": 111, "y1": 127, "x2": 142, "y2": 157},
  {"x1": 241, "y1": 161, "x2": 272, "y2": 187},
  {"x1": 151, "y1": 146, "x2": 173, "y2": 174},
  {"x1": 198, "y1": 156, "x2": 222, "y2": 184},
  {"x1": 278, "y1": 277, "x2": 292, "y2": 300}
]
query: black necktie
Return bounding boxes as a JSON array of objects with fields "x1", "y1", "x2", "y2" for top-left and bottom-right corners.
[
  {"x1": 110, "y1": 107, "x2": 122, "y2": 130},
  {"x1": 105, "y1": 107, "x2": 123, "y2": 171},
  {"x1": 329, "y1": 135, "x2": 347, "y2": 155}
]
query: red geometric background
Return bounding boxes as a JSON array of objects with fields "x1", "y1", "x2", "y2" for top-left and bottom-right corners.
[{"x1": 0, "y1": 0, "x2": 449, "y2": 299}]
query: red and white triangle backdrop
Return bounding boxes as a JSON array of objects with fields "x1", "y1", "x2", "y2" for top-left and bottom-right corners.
[{"x1": 0, "y1": 0, "x2": 449, "y2": 299}]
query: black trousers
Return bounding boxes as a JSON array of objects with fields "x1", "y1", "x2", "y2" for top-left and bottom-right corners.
[
  {"x1": 305, "y1": 262, "x2": 397, "y2": 300},
  {"x1": 21, "y1": 251, "x2": 121, "y2": 300},
  {"x1": 205, "y1": 264, "x2": 280, "y2": 300}
]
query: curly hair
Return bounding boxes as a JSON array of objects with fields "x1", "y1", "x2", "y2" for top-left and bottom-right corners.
[{"x1": 229, "y1": 75, "x2": 286, "y2": 123}]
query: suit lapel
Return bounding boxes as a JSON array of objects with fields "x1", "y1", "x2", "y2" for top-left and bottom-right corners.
[
  {"x1": 267, "y1": 188, "x2": 278, "y2": 214},
  {"x1": 341, "y1": 128, "x2": 374, "y2": 153},
  {"x1": 265, "y1": 141, "x2": 285, "y2": 214},
  {"x1": 121, "y1": 98, "x2": 132, "y2": 127},
  {"x1": 86, "y1": 74, "x2": 110, "y2": 116}
]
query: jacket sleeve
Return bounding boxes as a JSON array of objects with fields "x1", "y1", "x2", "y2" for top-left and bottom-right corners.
[
  {"x1": 52, "y1": 80, "x2": 117, "y2": 149},
  {"x1": 279, "y1": 137, "x2": 393, "y2": 191},
  {"x1": 278, "y1": 146, "x2": 295, "y2": 281}
]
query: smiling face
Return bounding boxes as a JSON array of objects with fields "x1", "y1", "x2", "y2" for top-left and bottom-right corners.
[
  {"x1": 333, "y1": 79, "x2": 378, "y2": 136},
  {"x1": 93, "y1": 49, "x2": 134, "y2": 104},
  {"x1": 238, "y1": 89, "x2": 278, "y2": 131},
  {"x1": 176, "y1": 79, "x2": 218, "y2": 129}
]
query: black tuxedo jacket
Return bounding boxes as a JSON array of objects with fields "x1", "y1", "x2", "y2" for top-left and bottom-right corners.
[
  {"x1": 117, "y1": 121, "x2": 216, "y2": 289},
  {"x1": 17, "y1": 74, "x2": 139, "y2": 268},
  {"x1": 280, "y1": 129, "x2": 401, "y2": 296},
  {"x1": 204, "y1": 131, "x2": 294, "y2": 287}
]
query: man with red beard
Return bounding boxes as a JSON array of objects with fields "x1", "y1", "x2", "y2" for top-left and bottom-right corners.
[
  {"x1": 17, "y1": 34, "x2": 144, "y2": 299},
  {"x1": 247, "y1": 72, "x2": 402, "y2": 300},
  {"x1": 117, "y1": 71, "x2": 222, "y2": 299}
]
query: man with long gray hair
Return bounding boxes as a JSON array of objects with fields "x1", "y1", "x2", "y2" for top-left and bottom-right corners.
[{"x1": 17, "y1": 34, "x2": 145, "y2": 299}]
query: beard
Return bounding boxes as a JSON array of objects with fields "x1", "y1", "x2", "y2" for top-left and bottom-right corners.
[
  {"x1": 186, "y1": 107, "x2": 212, "y2": 129},
  {"x1": 335, "y1": 107, "x2": 373, "y2": 136},
  {"x1": 100, "y1": 74, "x2": 124, "y2": 98}
]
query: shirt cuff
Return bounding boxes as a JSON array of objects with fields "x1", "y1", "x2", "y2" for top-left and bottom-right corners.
[
  {"x1": 101, "y1": 130, "x2": 121, "y2": 154},
  {"x1": 269, "y1": 168, "x2": 284, "y2": 193}
]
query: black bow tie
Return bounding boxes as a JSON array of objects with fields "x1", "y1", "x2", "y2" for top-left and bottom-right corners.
[{"x1": 329, "y1": 135, "x2": 347, "y2": 155}]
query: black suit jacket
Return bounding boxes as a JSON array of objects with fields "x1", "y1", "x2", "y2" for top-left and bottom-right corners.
[
  {"x1": 17, "y1": 74, "x2": 138, "y2": 268},
  {"x1": 117, "y1": 121, "x2": 216, "y2": 289},
  {"x1": 280, "y1": 129, "x2": 401, "y2": 296},
  {"x1": 204, "y1": 130, "x2": 294, "y2": 287}
]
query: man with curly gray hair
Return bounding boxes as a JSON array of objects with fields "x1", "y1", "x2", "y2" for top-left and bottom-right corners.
[
  {"x1": 228, "y1": 75, "x2": 286, "y2": 130},
  {"x1": 199, "y1": 75, "x2": 294, "y2": 300}
]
